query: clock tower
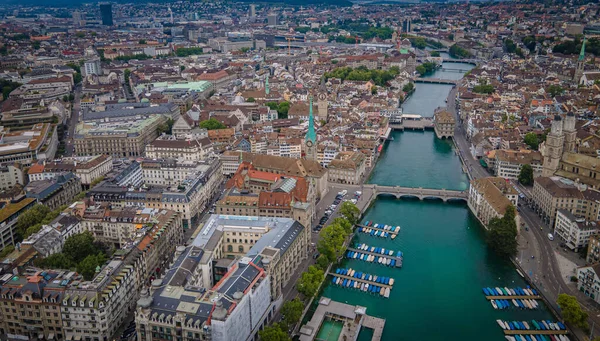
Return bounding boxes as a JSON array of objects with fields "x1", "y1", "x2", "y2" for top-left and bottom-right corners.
[
  {"x1": 305, "y1": 96, "x2": 317, "y2": 161},
  {"x1": 317, "y1": 79, "x2": 328, "y2": 121},
  {"x1": 542, "y1": 115, "x2": 565, "y2": 177}
]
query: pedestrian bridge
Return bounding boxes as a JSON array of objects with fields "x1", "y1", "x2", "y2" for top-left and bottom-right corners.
[{"x1": 373, "y1": 185, "x2": 468, "y2": 202}]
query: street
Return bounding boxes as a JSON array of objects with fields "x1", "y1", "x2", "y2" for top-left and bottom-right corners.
[{"x1": 64, "y1": 84, "x2": 82, "y2": 157}]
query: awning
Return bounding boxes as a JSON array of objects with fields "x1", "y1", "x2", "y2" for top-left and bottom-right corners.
[
  {"x1": 66, "y1": 334, "x2": 73, "y2": 340},
  {"x1": 74, "y1": 335, "x2": 82, "y2": 341},
  {"x1": 479, "y1": 159, "x2": 488, "y2": 168},
  {"x1": 38, "y1": 333, "x2": 43, "y2": 339},
  {"x1": 48, "y1": 333, "x2": 55, "y2": 340},
  {"x1": 566, "y1": 242, "x2": 576, "y2": 250}
]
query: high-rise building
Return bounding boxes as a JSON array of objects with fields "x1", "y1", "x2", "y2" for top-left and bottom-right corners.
[
  {"x1": 249, "y1": 4, "x2": 257, "y2": 17},
  {"x1": 99, "y1": 3, "x2": 113, "y2": 26},
  {"x1": 72, "y1": 10, "x2": 82, "y2": 26},
  {"x1": 267, "y1": 14, "x2": 278, "y2": 26}
]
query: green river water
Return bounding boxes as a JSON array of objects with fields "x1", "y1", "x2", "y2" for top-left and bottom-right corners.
[{"x1": 315, "y1": 62, "x2": 555, "y2": 341}]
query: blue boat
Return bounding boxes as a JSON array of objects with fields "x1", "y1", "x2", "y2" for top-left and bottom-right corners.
[
  {"x1": 516, "y1": 300, "x2": 523, "y2": 308},
  {"x1": 385, "y1": 278, "x2": 390, "y2": 285},
  {"x1": 524, "y1": 335, "x2": 532, "y2": 341},
  {"x1": 508, "y1": 322, "x2": 515, "y2": 330},
  {"x1": 557, "y1": 322, "x2": 566, "y2": 330},
  {"x1": 332, "y1": 277, "x2": 336, "y2": 284},
  {"x1": 336, "y1": 269, "x2": 340, "y2": 274},
  {"x1": 532, "y1": 289, "x2": 538, "y2": 295},
  {"x1": 342, "y1": 279, "x2": 347, "y2": 286},
  {"x1": 365, "y1": 221, "x2": 370, "y2": 226},
  {"x1": 483, "y1": 288, "x2": 489, "y2": 295}
]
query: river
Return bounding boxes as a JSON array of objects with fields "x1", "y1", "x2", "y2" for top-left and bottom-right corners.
[{"x1": 314, "y1": 62, "x2": 554, "y2": 341}]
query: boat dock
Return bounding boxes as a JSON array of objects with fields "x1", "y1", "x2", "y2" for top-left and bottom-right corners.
[
  {"x1": 333, "y1": 273, "x2": 393, "y2": 290},
  {"x1": 504, "y1": 330, "x2": 568, "y2": 335},
  {"x1": 347, "y1": 244, "x2": 402, "y2": 268},
  {"x1": 299, "y1": 297, "x2": 385, "y2": 341},
  {"x1": 485, "y1": 295, "x2": 541, "y2": 300},
  {"x1": 356, "y1": 224, "x2": 399, "y2": 239}
]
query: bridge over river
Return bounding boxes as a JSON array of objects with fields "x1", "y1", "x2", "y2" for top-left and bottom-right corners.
[{"x1": 334, "y1": 183, "x2": 468, "y2": 203}]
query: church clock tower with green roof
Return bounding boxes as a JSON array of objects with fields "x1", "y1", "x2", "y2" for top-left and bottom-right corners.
[{"x1": 305, "y1": 96, "x2": 317, "y2": 161}]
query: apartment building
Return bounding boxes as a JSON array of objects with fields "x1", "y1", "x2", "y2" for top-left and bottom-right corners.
[
  {"x1": 21, "y1": 214, "x2": 82, "y2": 257},
  {"x1": 135, "y1": 215, "x2": 307, "y2": 341},
  {"x1": 0, "y1": 197, "x2": 37, "y2": 249},
  {"x1": 468, "y1": 177, "x2": 519, "y2": 228},
  {"x1": 576, "y1": 264, "x2": 600, "y2": 305},
  {"x1": 532, "y1": 176, "x2": 600, "y2": 227},
  {"x1": 0, "y1": 164, "x2": 24, "y2": 190},
  {"x1": 0, "y1": 123, "x2": 58, "y2": 166},
  {"x1": 31, "y1": 155, "x2": 113, "y2": 187},
  {"x1": 494, "y1": 150, "x2": 543, "y2": 180},
  {"x1": 88, "y1": 159, "x2": 222, "y2": 229},
  {"x1": 554, "y1": 209, "x2": 599, "y2": 251},
  {"x1": 587, "y1": 235, "x2": 600, "y2": 264},
  {"x1": 327, "y1": 151, "x2": 367, "y2": 185},
  {"x1": 61, "y1": 209, "x2": 183, "y2": 341},
  {"x1": 0, "y1": 271, "x2": 68, "y2": 341},
  {"x1": 145, "y1": 136, "x2": 213, "y2": 161},
  {"x1": 25, "y1": 172, "x2": 81, "y2": 210}
]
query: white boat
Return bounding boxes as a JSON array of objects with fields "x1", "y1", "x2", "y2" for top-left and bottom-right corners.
[
  {"x1": 381, "y1": 248, "x2": 385, "y2": 254},
  {"x1": 387, "y1": 259, "x2": 392, "y2": 265},
  {"x1": 491, "y1": 300, "x2": 498, "y2": 309},
  {"x1": 395, "y1": 226, "x2": 401, "y2": 233},
  {"x1": 497, "y1": 320, "x2": 506, "y2": 330},
  {"x1": 512, "y1": 299, "x2": 519, "y2": 307},
  {"x1": 335, "y1": 278, "x2": 340, "y2": 285},
  {"x1": 388, "y1": 250, "x2": 393, "y2": 256},
  {"x1": 523, "y1": 322, "x2": 530, "y2": 330},
  {"x1": 391, "y1": 234, "x2": 397, "y2": 239},
  {"x1": 505, "y1": 336, "x2": 515, "y2": 341},
  {"x1": 504, "y1": 287, "x2": 511, "y2": 295},
  {"x1": 496, "y1": 287, "x2": 503, "y2": 295},
  {"x1": 384, "y1": 287, "x2": 390, "y2": 298},
  {"x1": 523, "y1": 300, "x2": 531, "y2": 309},
  {"x1": 526, "y1": 288, "x2": 533, "y2": 295},
  {"x1": 541, "y1": 321, "x2": 549, "y2": 330},
  {"x1": 379, "y1": 287, "x2": 384, "y2": 294},
  {"x1": 531, "y1": 300, "x2": 538, "y2": 308},
  {"x1": 389, "y1": 278, "x2": 395, "y2": 285},
  {"x1": 373, "y1": 276, "x2": 378, "y2": 282},
  {"x1": 364, "y1": 284, "x2": 369, "y2": 291},
  {"x1": 350, "y1": 269, "x2": 355, "y2": 277}
]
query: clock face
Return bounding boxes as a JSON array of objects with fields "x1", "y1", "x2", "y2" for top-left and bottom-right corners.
[
  {"x1": 306, "y1": 140, "x2": 313, "y2": 147},
  {"x1": 318, "y1": 93, "x2": 326, "y2": 101}
]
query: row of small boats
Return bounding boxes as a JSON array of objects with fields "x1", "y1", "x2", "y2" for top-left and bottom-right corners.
[
  {"x1": 497, "y1": 319, "x2": 567, "y2": 331},
  {"x1": 358, "y1": 227, "x2": 396, "y2": 239},
  {"x1": 355, "y1": 243, "x2": 403, "y2": 258},
  {"x1": 346, "y1": 251, "x2": 399, "y2": 266},
  {"x1": 334, "y1": 268, "x2": 395, "y2": 286},
  {"x1": 331, "y1": 276, "x2": 391, "y2": 297},
  {"x1": 491, "y1": 298, "x2": 539, "y2": 310},
  {"x1": 363, "y1": 221, "x2": 401, "y2": 233},
  {"x1": 483, "y1": 286, "x2": 538, "y2": 296},
  {"x1": 504, "y1": 335, "x2": 570, "y2": 341}
]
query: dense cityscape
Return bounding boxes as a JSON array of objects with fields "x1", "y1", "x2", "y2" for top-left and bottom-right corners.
[{"x1": 0, "y1": 0, "x2": 598, "y2": 340}]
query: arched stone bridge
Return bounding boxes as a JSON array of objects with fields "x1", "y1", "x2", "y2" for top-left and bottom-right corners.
[{"x1": 369, "y1": 184, "x2": 468, "y2": 202}]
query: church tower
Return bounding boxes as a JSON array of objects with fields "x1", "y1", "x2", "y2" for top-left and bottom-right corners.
[
  {"x1": 317, "y1": 79, "x2": 328, "y2": 122},
  {"x1": 265, "y1": 74, "x2": 270, "y2": 95},
  {"x1": 564, "y1": 112, "x2": 577, "y2": 153},
  {"x1": 574, "y1": 37, "x2": 586, "y2": 83},
  {"x1": 542, "y1": 115, "x2": 565, "y2": 177},
  {"x1": 305, "y1": 96, "x2": 317, "y2": 161}
]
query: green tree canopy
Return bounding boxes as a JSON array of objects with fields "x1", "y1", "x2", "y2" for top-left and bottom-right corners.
[
  {"x1": 317, "y1": 223, "x2": 347, "y2": 263},
  {"x1": 524, "y1": 132, "x2": 539, "y2": 150},
  {"x1": 63, "y1": 231, "x2": 100, "y2": 263},
  {"x1": 258, "y1": 323, "x2": 290, "y2": 341},
  {"x1": 77, "y1": 253, "x2": 107, "y2": 280},
  {"x1": 331, "y1": 217, "x2": 353, "y2": 234},
  {"x1": 16, "y1": 204, "x2": 50, "y2": 239},
  {"x1": 297, "y1": 265, "x2": 324, "y2": 297},
  {"x1": 449, "y1": 44, "x2": 471, "y2": 58},
  {"x1": 518, "y1": 164, "x2": 534, "y2": 186},
  {"x1": 557, "y1": 294, "x2": 589, "y2": 329},
  {"x1": 402, "y1": 82, "x2": 415, "y2": 93},
  {"x1": 547, "y1": 84, "x2": 564, "y2": 97},
  {"x1": 486, "y1": 206, "x2": 518, "y2": 258},
  {"x1": 339, "y1": 202, "x2": 360, "y2": 226},
  {"x1": 199, "y1": 118, "x2": 227, "y2": 130},
  {"x1": 281, "y1": 298, "x2": 304, "y2": 328}
]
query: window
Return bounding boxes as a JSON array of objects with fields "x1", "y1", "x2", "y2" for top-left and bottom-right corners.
[
  {"x1": 227, "y1": 245, "x2": 233, "y2": 252},
  {"x1": 238, "y1": 245, "x2": 244, "y2": 253}
]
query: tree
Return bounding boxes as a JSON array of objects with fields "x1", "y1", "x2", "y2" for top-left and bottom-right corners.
[
  {"x1": 331, "y1": 217, "x2": 353, "y2": 234},
  {"x1": 281, "y1": 298, "x2": 303, "y2": 328},
  {"x1": 36, "y1": 252, "x2": 73, "y2": 269},
  {"x1": 518, "y1": 164, "x2": 534, "y2": 186},
  {"x1": 297, "y1": 265, "x2": 324, "y2": 297},
  {"x1": 371, "y1": 86, "x2": 378, "y2": 95},
  {"x1": 138, "y1": 39, "x2": 146, "y2": 44},
  {"x1": 339, "y1": 202, "x2": 360, "y2": 225},
  {"x1": 0, "y1": 245, "x2": 15, "y2": 259},
  {"x1": 487, "y1": 206, "x2": 518, "y2": 258},
  {"x1": 24, "y1": 223, "x2": 43, "y2": 239},
  {"x1": 473, "y1": 79, "x2": 495, "y2": 94},
  {"x1": 62, "y1": 231, "x2": 99, "y2": 263},
  {"x1": 199, "y1": 118, "x2": 226, "y2": 130},
  {"x1": 315, "y1": 255, "x2": 329, "y2": 270},
  {"x1": 547, "y1": 84, "x2": 564, "y2": 97},
  {"x1": 557, "y1": 294, "x2": 589, "y2": 330},
  {"x1": 77, "y1": 253, "x2": 106, "y2": 280},
  {"x1": 430, "y1": 51, "x2": 441, "y2": 57},
  {"x1": 448, "y1": 33, "x2": 454, "y2": 41},
  {"x1": 317, "y1": 223, "x2": 347, "y2": 262},
  {"x1": 62, "y1": 95, "x2": 68, "y2": 102},
  {"x1": 402, "y1": 82, "x2": 415, "y2": 93},
  {"x1": 523, "y1": 132, "x2": 539, "y2": 150},
  {"x1": 16, "y1": 204, "x2": 50, "y2": 238},
  {"x1": 247, "y1": 97, "x2": 255, "y2": 102},
  {"x1": 258, "y1": 323, "x2": 290, "y2": 341}
]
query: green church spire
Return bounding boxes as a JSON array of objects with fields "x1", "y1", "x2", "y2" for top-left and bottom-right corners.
[
  {"x1": 579, "y1": 37, "x2": 586, "y2": 61},
  {"x1": 306, "y1": 96, "x2": 316, "y2": 143}
]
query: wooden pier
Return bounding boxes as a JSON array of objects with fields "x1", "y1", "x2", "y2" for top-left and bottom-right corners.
[
  {"x1": 347, "y1": 247, "x2": 402, "y2": 267},
  {"x1": 356, "y1": 224, "x2": 398, "y2": 238},
  {"x1": 504, "y1": 330, "x2": 568, "y2": 335},
  {"x1": 362, "y1": 315, "x2": 386, "y2": 341},
  {"x1": 485, "y1": 295, "x2": 541, "y2": 300},
  {"x1": 333, "y1": 273, "x2": 393, "y2": 289}
]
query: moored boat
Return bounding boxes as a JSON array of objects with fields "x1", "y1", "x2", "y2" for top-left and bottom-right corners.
[{"x1": 497, "y1": 319, "x2": 507, "y2": 330}]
